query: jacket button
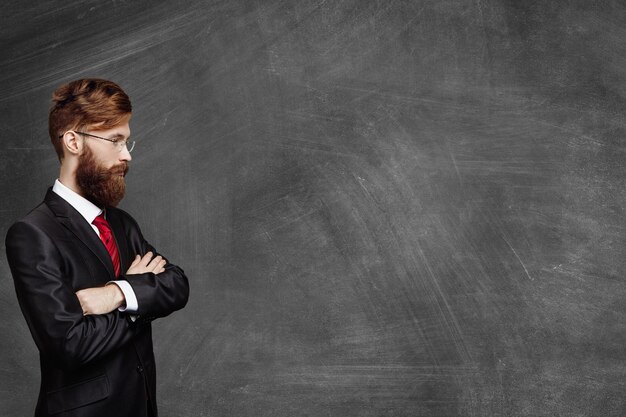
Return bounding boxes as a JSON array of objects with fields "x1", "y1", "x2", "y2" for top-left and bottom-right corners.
[{"x1": 136, "y1": 365, "x2": 144, "y2": 373}]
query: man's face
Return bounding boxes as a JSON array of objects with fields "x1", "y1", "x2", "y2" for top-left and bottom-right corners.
[{"x1": 75, "y1": 122, "x2": 132, "y2": 207}]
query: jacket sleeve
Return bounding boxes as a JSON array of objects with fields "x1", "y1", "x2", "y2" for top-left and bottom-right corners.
[
  {"x1": 5, "y1": 221, "x2": 140, "y2": 370},
  {"x1": 118, "y1": 212, "x2": 189, "y2": 320}
]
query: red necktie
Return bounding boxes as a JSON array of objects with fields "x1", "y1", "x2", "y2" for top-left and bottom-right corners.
[{"x1": 92, "y1": 214, "x2": 121, "y2": 277}]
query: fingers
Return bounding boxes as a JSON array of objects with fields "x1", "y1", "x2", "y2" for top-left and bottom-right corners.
[
  {"x1": 126, "y1": 252, "x2": 167, "y2": 275},
  {"x1": 129, "y1": 254, "x2": 141, "y2": 267},
  {"x1": 138, "y1": 252, "x2": 154, "y2": 267},
  {"x1": 136, "y1": 252, "x2": 160, "y2": 270},
  {"x1": 146, "y1": 253, "x2": 166, "y2": 274},
  {"x1": 153, "y1": 258, "x2": 166, "y2": 274}
]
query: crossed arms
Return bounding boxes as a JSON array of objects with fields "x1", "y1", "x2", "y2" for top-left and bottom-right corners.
[{"x1": 76, "y1": 251, "x2": 167, "y2": 315}]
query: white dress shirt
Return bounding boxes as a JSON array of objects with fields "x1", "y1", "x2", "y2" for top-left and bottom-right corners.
[{"x1": 52, "y1": 179, "x2": 138, "y2": 312}]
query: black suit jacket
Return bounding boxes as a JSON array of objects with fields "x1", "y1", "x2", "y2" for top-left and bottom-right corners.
[{"x1": 5, "y1": 189, "x2": 189, "y2": 417}]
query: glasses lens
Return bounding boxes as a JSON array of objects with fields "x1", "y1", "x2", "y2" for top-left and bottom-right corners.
[{"x1": 126, "y1": 141, "x2": 135, "y2": 153}]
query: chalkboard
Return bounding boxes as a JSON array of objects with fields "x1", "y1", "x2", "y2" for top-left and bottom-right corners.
[{"x1": 2, "y1": 1, "x2": 625, "y2": 416}]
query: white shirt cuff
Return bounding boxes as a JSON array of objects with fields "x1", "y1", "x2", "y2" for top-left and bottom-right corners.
[{"x1": 108, "y1": 280, "x2": 139, "y2": 312}]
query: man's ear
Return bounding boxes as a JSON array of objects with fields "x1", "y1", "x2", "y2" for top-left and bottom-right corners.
[{"x1": 61, "y1": 131, "x2": 82, "y2": 156}]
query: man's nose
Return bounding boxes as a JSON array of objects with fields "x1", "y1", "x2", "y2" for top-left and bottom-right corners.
[{"x1": 119, "y1": 146, "x2": 132, "y2": 162}]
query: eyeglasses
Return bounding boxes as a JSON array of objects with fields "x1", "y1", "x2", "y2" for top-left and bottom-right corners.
[{"x1": 59, "y1": 131, "x2": 135, "y2": 153}]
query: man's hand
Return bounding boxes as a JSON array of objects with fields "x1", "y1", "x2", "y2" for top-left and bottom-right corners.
[
  {"x1": 126, "y1": 251, "x2": 166, "y2": 275},
  {"x1": 76, "y1": 284, "x2": 125, "y2": 315}
]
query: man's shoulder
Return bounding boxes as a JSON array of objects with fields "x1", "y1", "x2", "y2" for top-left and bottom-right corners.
[
  {"x1": 5, "y1": 200, "x2": 58, "y2": 246},
  {"x1": 9, "y1": 188, "x2": 69, "y2": 228},
  {"x1": 10, "y1": 200, "x2": 55, "y2": 228}
]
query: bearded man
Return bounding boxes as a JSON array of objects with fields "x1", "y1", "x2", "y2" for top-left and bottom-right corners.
[{"x1": 5, "y1": 78, "x2": 189, "y2": 417}]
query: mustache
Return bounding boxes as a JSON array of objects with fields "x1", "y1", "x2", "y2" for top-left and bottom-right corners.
[{"x1": 110, "y1": 162, "x2": 129, "y2": 177}]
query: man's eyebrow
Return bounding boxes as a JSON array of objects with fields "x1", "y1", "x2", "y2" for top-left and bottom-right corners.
[{"x1": 108, "y1": 133, "x2": 128, "y2": 140}]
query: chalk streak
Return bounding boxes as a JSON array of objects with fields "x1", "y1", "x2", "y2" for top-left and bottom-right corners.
[
  {"x1": 500, "y1": 234, "x2": 533, "y2": 281},
  {"x1": 444, "y1": 138, "x2": 462, "y2": 187},
  {"x1": 336, "y1": 85, "x2": 470, "y2": 109}
]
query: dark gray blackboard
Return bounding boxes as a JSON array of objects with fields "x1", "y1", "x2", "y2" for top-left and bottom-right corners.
[{"x1": 2, "y1": 1, "x2": 626, "y2": 416}]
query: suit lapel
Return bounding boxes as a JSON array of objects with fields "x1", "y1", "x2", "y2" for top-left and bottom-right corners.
[{"x1": 44, "y1": 189, "x2": 116, "y2": 279}]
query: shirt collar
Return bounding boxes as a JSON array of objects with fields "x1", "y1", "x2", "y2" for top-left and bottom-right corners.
[{"x1": 52, "y1": 179, "x2": 103, "y2": 224}]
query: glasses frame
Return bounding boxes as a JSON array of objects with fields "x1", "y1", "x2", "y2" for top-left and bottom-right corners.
[{"x1": 59, "y1": 131, "x2": 135, "y2": 153}]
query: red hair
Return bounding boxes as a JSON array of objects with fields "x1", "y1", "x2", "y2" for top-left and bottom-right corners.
[{"x1": 48, "y1": 78, "x2": 132, "y2": 161}]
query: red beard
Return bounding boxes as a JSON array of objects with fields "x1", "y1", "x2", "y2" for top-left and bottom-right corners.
[{"x1": 76, "y1": 146, "x2": 129, "y2": 207}]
